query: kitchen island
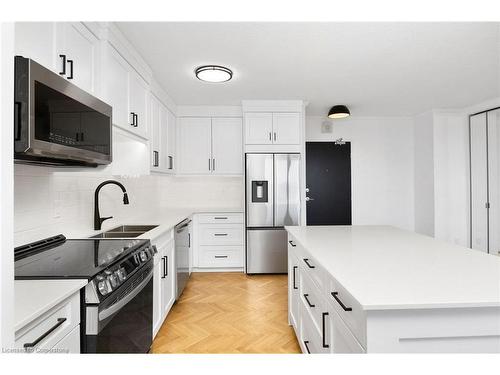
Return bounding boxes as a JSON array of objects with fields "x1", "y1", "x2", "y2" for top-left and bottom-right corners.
[{"x1": 285, "y1": 225, "x2": 500, "y2": 353}]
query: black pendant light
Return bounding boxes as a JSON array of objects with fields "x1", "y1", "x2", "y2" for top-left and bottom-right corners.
[{"x1": 328, "y1": 105, "x2": 350, "y2": 119}]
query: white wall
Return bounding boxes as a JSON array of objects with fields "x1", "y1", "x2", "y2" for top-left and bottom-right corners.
[
  {"x1": 414, "y1": 111, "x2": 435, "y2": 236},
  {"x1": 306, "y1": 116, "x2": 415, "y2": 231}
]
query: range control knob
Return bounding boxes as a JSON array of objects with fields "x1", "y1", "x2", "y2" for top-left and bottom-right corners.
[
  {"x1": 108, "y1": 273, "x2": 119, "y2": 288},
  {"x1": 96, "y1": 275, "x2": 112, "y2": 296},
  {"x1": 139, "y1": 250, "x2": 149, "y2": 262},
  {"x1": 116, "y1": 267, "x2": 127, "y2": 282}
]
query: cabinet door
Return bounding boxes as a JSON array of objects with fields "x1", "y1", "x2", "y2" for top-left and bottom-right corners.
[
  {"x1": 178, "y1": 117, "x2": 212, "y2": 174},
  {"x1": 166, "y1": 109, "x2": 176, "y2": 173},
  {"x1": 487, "y1": 109, "x2": 500, "y2": 256},
  {"x1": 158, "y1": 104, "x2": 169, "y2": 173},
  {"x1": 162, "y1": 242, "x2": 175, "y2": 317},
  {"x1": 470, "y1": 113, "x2": 488, "y2": 252},
  {"x1": 56, "y1": 23, "x2": 98, "y2": 94},
  {"x1": 14, "y1": 22, "x2": 55, "y2": 71},
  {"x1": 152, "y1": 255, "x2": 163, "y2": 337},
  {"x1": 272, "y1": 112, "x2": 301, "y2": 145},
  {"x1": 288, "y1": 249, "x2": 300, "y2": 332},
  {"x1": 245, "y1": 113, "x2": 273, "y2": 144},
  {"x1": 149, "y1": 96, "x2": 161, "y2": 171},
  {"x1": 101, "y1": 44, "x2": 130, "y2": 131},
  {"x1": 128, "y1": 70, "x2": 149, "y2": 138},
  {"x1": 211, "y1": 118, "x2": 243, "y2": 174},
  {"x1": 329, "y1": 309, "x2": 365, "y2": 353}
]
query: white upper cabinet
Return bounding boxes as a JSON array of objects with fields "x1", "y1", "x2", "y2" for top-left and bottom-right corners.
[
  {"x1": 14, "y1": 22, "x2": 55, "y2": 70},
  {"x1": 159, "y1": 104, "x2": 169, "y2": 172},
  {"x1": 14, "y1": 22, "x2": 98, "y2": 94},
  {"x1": 179, "y1": 117, "x2": 243, "y2": 175},
  {"x1": 244, "y1": 112, "x2": 301, "y2": 146},
  {"x1": 101, "y1": 44, "x2": 130, "y2": 130},
  {"x1": 179, "y1": 117, "x2": 212, "y2": 174},
  {"x1": 55, "y1": 23, "x2": 98, "y2": 93},
  {"x1": 245, "y1": 113, "x2": 273, "y2": 144},
  {"x1": 166, "y1": 109, "x2": 176, "y2": 173},
  {"x1": 212, "y1": 118, "x2": 243, "y2": 175},
  {"x1": 101, "y1": 42, "x2": 150, "y2": 139},
  {"x1": 150, "y1": 95, "x2": 176, "y2": 174},
  {"x1": 150, "y1": 95, "x2": 161, "y2": 171},
  {"x1": 272, "y1": 112, "x2": 301, "y2": 145}
]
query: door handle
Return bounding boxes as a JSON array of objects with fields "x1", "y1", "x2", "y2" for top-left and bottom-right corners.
[
  {"x1": 23, "y1": 318, "x2": 67, "y2": 349},
  {"x1": 59, "y1": 54, "x2": 66, "y2": 76},
  {"x1": 303, "y1": 258, "x2": 315, "y2": 269},
  {"x1": 303, "y1": 293, "x2": 315, "y2": 308},
  {"x1": 292, "y1": 266, "x2": 298, "y2": 290},
  {"x1": 67, "y1": 59, "x2": 73, "y2": 79},
  {"x1": 305, "y1": 197, "x2": 314, "y2": 202},
  {"x1": 322, "y1": 312, "x2": 329, "y2": 348},
  {"x1": 331, "y1": 292, "x2": 352, "y2": 311}
]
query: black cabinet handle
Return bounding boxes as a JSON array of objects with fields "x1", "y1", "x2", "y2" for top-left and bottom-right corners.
[
  {"x1": 168, "y1": 156, "x2": 173, "y2": 170},
  {"x1": 331, "y1": 292, "x2": 352, "y2": 311},
  {"x1": 130, "y1": 112, "x2": 136, "y2": 126},
  {"x1": 214, "y1": 217, "x2": 228, "y2": 220},
  {"x1": 214, "y1": 233, "x2": 228, "y2": 236},
  {"x1": 274, "y1": 132, "x2": 277, "y2": 142},
  {"x1": 322, "y1": 312, "x2": 329, "y2": 348},
  {"x1": 303, "y1": 258, "x2": 315, "y2": 269},
  {"x1": 303, "y1": 293, "x2": 315, "y2": 308},
  {"x1": 292, "y1": 266, "x2": 298, "y2": 290},
  {"x1": 188, "y1": 233, "x2": 191, "y2": 248},
  {"x1": 134, "y1": 113, "x2": 138, "y2": 127},
  {"x1": 153, "y1": 151, "x2": 159, "y2": 167},
  {"x1": 161, "y1": 256, "x2": 166, "y2": 279},
  {"x1": 303, "y1": 340, "x2": 311, "y2": 354},
  {"x1": 76, "y1": 132, "x2": 79, "y2": 142},
  {"x1": 67, "y1": 59, "x2": 73, "y2": 79},
  {"x1": 213, "y1": 158, "x2": 216, "y2": 171},
  {"x1": 23, "y1": 318, "x2": 67, "y2": 349},
  {"x1": 59, "y1": 54, "x2": 66, "y2": 76},
  {"x1": 80, "y1": 132, "x2": 84, "y2": 142},
  {"x1": 214, "y1": 255, "x2": 228, "y2": 259},
  {"x1": 208, "y1": 158, "x2": 211, "y2": 171},
  {"x1": 269, "y1": 132, "x2": 272, "y2": 141},
  {"x1": 288, "y1": 240, "x2": 296, "y2": 247}
]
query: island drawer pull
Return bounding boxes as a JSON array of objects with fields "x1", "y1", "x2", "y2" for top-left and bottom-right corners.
[
  {"x1": 214, "y1": 255, "x2": 228, "y2": 259},
  {"x1": 23, "y1": 318, "x2": 67, "y2": 349},
  {"x1": 303, "y1": 293, "x2": 315, "y2": 308},
  {"x1": 303, "y1": 340, "x2": 311, "y2": 354},
  {"x1": 331, "y1": 292, "x2": 352, "y2": 311},
  {"x1": 214, "y1": 233, "x2": 228, "y2": 236},
  {"x1": 288, "y1": 240, "x2": 296, "y2": 247},
  {"x1": 292, "y1": 266, "x2": 298, "y2": 290},
  {"x1": 303, "y1": 258, "x2": 315, "y2": 268},
  {"x1": 214, "y1": 216, "x2": 228, "y2": 220},
  {"x1": 322, "y1": 312, "x2": 329, "y2": 348}
]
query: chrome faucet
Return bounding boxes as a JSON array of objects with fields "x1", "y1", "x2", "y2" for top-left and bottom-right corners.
[{"x1": 94, "y1": 180, "x2": 129, "y2": 230}]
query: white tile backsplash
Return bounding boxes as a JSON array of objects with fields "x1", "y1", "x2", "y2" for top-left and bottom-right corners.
[{"x1": 13, "y1": 164, "x2": 244, "y2": 247}]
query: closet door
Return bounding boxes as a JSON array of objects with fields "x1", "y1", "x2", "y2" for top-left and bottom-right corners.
[
  {"x1": 487, "y1": 109, "x2": 500, "y2": 256},
  {"x1": 470, "y1": 113, "x2": 488, "y2": 252}
]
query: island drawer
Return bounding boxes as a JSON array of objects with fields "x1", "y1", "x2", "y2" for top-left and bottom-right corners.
[
  {"x1": 300, "y1": 270, "x2": 326, "y2": 335},
  {"x1": 197, "y1": 213, "x2": 243, "y2": 224},
  {"x1": 327, "y1": 276, "x2": 366, "y2": 348},
  {"x1": 199, "y1": 224, "x2": 244, "y2": 246},
  {"x1": 14, "y1": 291, "x2": 80, "y2": 352},
  {"x1": 300, "y1": 302, "x2": 329, "y2": 354},
  {"x1": 288, "y1": 235, "x2": 325, "y2": 290},
  {"x1": 329, "y1": 308, "x2": 365, "y2": 353}
]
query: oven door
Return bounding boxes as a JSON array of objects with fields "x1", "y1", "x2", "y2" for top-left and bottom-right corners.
[
  {"x1": 84, "y1": 263, "x2": 153, "y2": 353},
  {"x1": 14, "y1": 56, "x2": 112, "y2": 166}
]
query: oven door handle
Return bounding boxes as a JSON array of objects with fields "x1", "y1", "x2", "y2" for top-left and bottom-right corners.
[{"x1": 98, "y1": 270, "x2": 153, "y2": 321}]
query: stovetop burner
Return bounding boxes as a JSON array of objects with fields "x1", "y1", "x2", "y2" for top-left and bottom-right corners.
[{"x1": 14, "y1": 235, "x2": 149, "y2": 280}]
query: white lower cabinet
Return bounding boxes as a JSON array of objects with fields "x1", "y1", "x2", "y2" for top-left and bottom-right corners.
[
  {"x1": 152, "y1": 230, "x2": 176, "y2": 338},
  {"x1": 192, "y1": 213, "x2": 244, "y2": 270},
  {"x1": 288, "y1": 234, "x2": 366, "y2": 354},
  {"x1": 15, "y1": 291, "x2": 81, "y2": 353}
]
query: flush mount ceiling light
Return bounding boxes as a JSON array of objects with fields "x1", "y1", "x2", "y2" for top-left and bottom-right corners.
[
  {"x1": 195, "y1": 65, "x2": 233, "y2": 83},
  {"x1": 328, "y1": 105, "x2": 351, "y2": 119}
]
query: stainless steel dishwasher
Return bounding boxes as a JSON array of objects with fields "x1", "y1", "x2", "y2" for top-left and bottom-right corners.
[{"x1": 174, "y1": 218, "x2": 191, "y2": 299}]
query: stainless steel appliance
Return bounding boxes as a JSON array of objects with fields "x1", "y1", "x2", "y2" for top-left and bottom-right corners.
[
  {"x1": 245, "y1": 153, "x2": 301, "y2": 273},
  {"x1": 15, "y1": 235, "x2": 156, "y2": 353},
  {"x1": 14, "y1": 56, "x2": 112, "y2": 167},
  {"x1": 174, "y1": 219, "x2": 191, "y2": 299}
]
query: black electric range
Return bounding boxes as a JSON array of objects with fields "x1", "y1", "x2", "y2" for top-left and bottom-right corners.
[
  {"x1": 15, "y1": 235, "x2": 149, "y2": 280},
  {"x1": 14, "y1": 235, "x2": 157, "y2": 353}
]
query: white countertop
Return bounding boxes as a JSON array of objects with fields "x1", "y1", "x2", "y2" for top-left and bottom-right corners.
[
  {"x1": 15, "y1": 279, "x2": 88, "y2": 331},
  {"x1": 285, "y1": 225, "x2": 500, "y2": 310}
]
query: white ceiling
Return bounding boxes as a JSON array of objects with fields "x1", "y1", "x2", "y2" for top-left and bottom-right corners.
[{"x1": 117, "y1": 22, "x2": 500, "y2": 116}]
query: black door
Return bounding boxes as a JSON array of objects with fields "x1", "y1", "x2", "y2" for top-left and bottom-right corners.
[{"x1": 306, "y1": 142, "x2": 352, "y2": 225}]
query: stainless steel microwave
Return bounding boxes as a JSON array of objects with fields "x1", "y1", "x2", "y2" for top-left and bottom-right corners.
[{"x1": 14, "y1": 56, "x2": 112, "y2": 167}]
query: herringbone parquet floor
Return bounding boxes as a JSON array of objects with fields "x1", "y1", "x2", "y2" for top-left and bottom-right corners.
[{"x1": 151, "y1": 272, "x2": 301, "y2": 353}]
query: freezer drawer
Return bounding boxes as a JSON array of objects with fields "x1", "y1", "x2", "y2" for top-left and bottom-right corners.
[{"x1": 246, "y1": 228, "x2": 288, "y2": 273}]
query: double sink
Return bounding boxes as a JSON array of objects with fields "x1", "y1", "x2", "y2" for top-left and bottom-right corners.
[{"x1": 90, "y1": 225, "x2": 158, "y2": 239}]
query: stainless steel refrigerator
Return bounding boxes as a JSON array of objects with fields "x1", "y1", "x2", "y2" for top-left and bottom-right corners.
[{"x1": 245, "y1": 153, "x2": 301, "y2": 273}]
